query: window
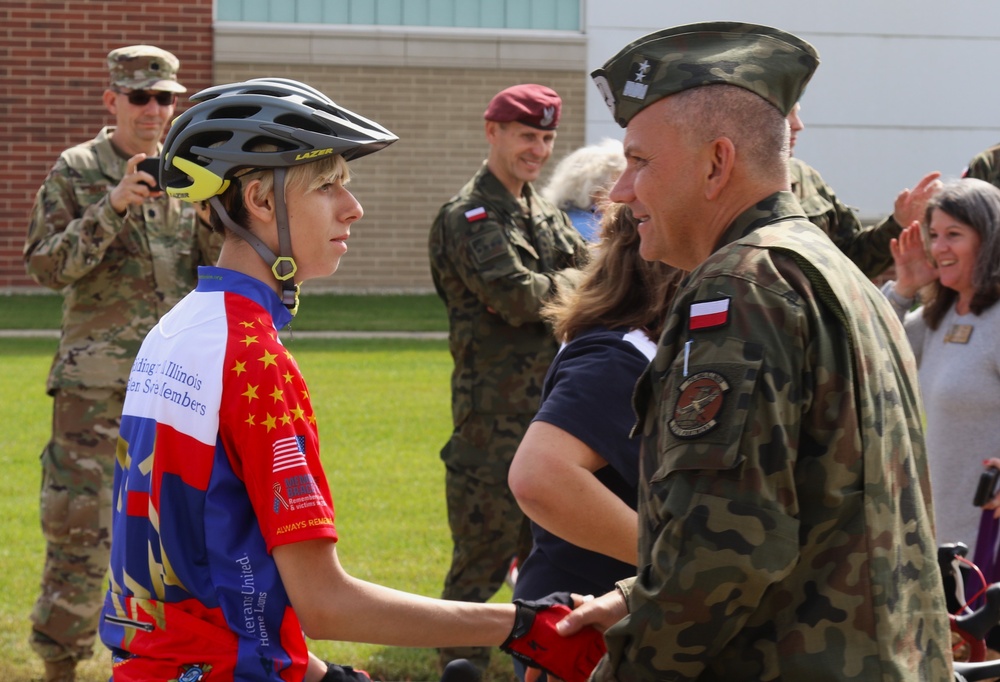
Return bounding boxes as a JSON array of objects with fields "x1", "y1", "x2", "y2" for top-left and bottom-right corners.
[{"x1": 216, "y1": 0, "x2": 581, "y2": 31}]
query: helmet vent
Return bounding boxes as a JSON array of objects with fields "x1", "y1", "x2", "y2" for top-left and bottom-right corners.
[
  {"x1": 207, "y1": 104, "x2": 262, "y2": 121},
  {"x1": 275, "y1": 113, "x2": 328, "y2": 135},
  {"x1": 243, "y1": 135, "x2": 296, "y2": 154},
  {"x1": 161, "y1": 78, "x2": 398, "y2": 199}
]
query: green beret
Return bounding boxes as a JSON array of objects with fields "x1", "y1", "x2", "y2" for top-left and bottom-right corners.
[{"x1": 591, "y1": 21, "x2": 819, "y2": 127}]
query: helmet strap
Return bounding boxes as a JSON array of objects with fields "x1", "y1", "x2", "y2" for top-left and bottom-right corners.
[
  {"x1": 208, "y1": 168, "x2": 300, "y2": 315},
  {"x1": 270, "y1": 167, "x2": 300, "y2": 314}
]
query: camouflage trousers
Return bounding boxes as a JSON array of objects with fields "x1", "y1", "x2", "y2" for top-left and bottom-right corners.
[
  {"x1": 31, "y1": 387, "x2": 122, "y2": 664},
  {"x1": 438, "y1": 412, "x2": 534, "y2": 671}
]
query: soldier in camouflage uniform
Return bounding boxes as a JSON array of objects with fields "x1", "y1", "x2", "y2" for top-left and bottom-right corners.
[
  {"x1": 786, "y1": 103, "x2": 941, "y2": 279},
  {"x1": 551, "y1": 22, "x2": 953, "y2": 680},
  {"x1": 23, "y1": 45, "x2": 220, "y2": 682},
  {"x1": 963, "y1": 142, "x2": 1000, "y2": 187},
  {"x1": 428, "y1": 84, "x2": 589, "y2": 673}
]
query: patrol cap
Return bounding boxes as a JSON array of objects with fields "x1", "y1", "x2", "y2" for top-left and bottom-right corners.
[
  {"x1": 484, "y1": 84, "x2": 561, "y2": 130},
  {"x1": 107, "y1": 45, "x2": 186, "y2": 93},
  {"x1": 591, "y1": 21, "x2": 819, "y2": 127}
]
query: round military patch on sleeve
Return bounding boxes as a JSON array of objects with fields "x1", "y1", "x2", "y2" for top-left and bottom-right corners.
[{"x1": 669, "y1": 371, "x2": 730, "y2": 438}]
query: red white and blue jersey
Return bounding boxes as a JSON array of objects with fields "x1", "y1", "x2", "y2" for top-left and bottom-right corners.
[{"x1": 100, "y1": 267, "x2": 338, "y2": 682}]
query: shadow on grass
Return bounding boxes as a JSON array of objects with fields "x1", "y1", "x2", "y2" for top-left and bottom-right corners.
[{"x1": 361, "y1": 646, "x2": 516, "y2": 682}]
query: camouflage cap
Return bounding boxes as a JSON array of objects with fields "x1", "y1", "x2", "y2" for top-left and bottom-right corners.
[
  {"x1": 107, "y1": 45, "x2": 186, "y2": 93},
  {"x1": 591, "y1": 21, "x2": 819, "y2": 127}
]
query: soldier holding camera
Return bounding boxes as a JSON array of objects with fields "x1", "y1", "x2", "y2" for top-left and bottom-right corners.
[{"x1": 22, "y1": 44, "x2": 219, "y2": 682}]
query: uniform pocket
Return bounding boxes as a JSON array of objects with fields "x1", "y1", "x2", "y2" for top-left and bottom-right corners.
[{"x1": 651, "y1": 337, "x2": 764, "y2": 485}]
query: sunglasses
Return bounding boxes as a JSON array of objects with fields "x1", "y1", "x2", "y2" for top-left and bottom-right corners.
[{"x1": 118, "y1": 90, "x2": 176, "y2": 107}]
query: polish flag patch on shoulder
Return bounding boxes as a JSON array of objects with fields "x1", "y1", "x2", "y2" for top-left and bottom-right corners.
[
  {"x1": 464, "y1": 207, "x2": 488, "y2": 222},
  {"x1": 689, "y1": 297, "x2": 730, "y2": 331}
]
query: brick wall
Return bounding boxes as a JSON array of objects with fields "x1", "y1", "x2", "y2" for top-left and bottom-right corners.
[
  {"x1": 0, "y1": 0, "x2": 213, "y2": 289},
  {"x1": 1, "y1": 6, "x2": 586, "y2": 293},
  {"x1": 216, "y1": 62, "x2": 586, "y2": 292}
]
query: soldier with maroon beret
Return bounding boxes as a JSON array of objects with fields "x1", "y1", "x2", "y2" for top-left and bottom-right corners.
[
  {"x1": 483, "y1": 83, "x2": 562, "y2": 130},
  {"x1": 428, "y1": 83, "x2": 589, "y2": 675}
]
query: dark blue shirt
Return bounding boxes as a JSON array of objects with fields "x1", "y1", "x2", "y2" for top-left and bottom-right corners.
[{"x1": 512, "y1": 326, "x2": 655, "y2": 600}]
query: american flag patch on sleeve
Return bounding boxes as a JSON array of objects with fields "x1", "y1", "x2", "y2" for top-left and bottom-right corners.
[{"x1": 272, "y1": 435, "x2": 308, "y2": 472}]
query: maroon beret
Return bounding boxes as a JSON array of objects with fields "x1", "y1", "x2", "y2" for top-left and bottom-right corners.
[{"x1": 484, "y1": 84, "x2": 561, "y2": 130}]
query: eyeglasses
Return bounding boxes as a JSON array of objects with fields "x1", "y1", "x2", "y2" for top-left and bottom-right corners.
[{"x1": 118, "y1": 90, "x2": 176, "y2": 107}]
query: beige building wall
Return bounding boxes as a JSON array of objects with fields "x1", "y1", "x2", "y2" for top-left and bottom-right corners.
[{"x1": 215, "y1": 25, "x2": 587, "y2": 292}]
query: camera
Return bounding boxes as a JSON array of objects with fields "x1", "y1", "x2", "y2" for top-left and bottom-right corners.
[
  {"x1": 136, "y1": 157, "x2": 162, "y2": 192},
  {"x1": 973, "y1": 466, "x2": 1000, "y2": 507}
]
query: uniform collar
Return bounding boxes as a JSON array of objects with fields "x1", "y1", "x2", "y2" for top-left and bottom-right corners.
[
  {"x1": 472, "y1": 162, "x2": 536, "y2": 217},
  {"x1": 714, "y1": 191, "x2": 808, "y2": 252}
]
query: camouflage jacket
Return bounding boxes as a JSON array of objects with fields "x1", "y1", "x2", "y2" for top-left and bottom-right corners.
[
  {"x1": 790, "y1": 157, "x2": 901, "y2": 278},
  {"x1": 428, "y1": 163, "x2": 589, "y2": 424},
  {"x1": 593, "y1": 192, "x2": 950, "y2": 681},
  {"x1": 24, "y1": 127, "x2": 221, "y2": 393},
  {"x1": 963, "y1": 143, "x2": 1000, "y2": 187}
]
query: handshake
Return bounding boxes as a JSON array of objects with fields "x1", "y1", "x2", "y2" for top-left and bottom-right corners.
[{"x1": 500, "y1": 593, "x2": 607, "y2": 682}]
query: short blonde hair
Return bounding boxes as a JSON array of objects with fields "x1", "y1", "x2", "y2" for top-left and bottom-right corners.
[
  {"x1": 212, "y1": 152, "x2": 350, "y2": 232},
  {"x1": 245, "y1": 153, "x2": 350, "y2": 203}
]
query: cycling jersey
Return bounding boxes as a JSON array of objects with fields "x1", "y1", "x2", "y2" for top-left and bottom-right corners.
[{"x1": 100, "y1": 266, "x2": 338, "y2": 681}]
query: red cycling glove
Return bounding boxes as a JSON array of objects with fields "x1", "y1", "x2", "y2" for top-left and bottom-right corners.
[{"x1": 500, "y1": 593, "x2": 607, "y2": 682}]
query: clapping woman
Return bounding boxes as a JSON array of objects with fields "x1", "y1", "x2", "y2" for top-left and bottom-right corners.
[{"x1": 883, "y1": 178, "x2": 1000, "y2": 581}]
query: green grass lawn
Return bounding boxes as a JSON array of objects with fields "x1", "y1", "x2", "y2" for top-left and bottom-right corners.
[
  {"x1": 0, "y1": 292, "x2": 448, "y2": 332},
  {"x1": 0, "y1": 336, "x2": 516, "y2": 682}
]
